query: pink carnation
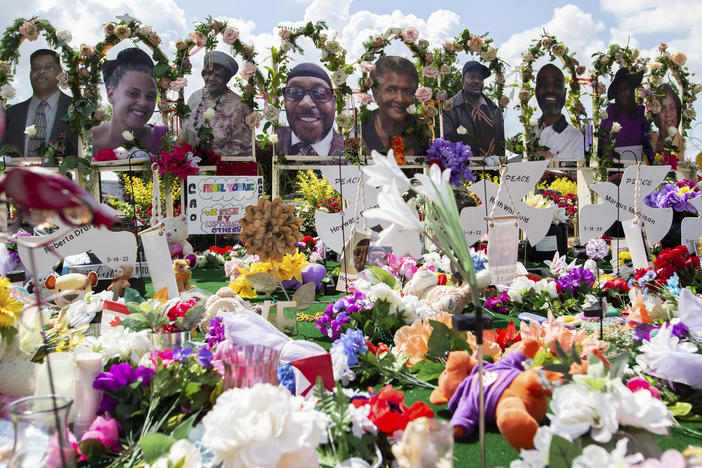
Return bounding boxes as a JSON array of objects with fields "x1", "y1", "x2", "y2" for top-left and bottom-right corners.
[
  {"x1": 401, "y1": 28, "x2": 419, "y2": 43},
  {"x1": 81, "y1": 414, "x2": 122, "y2": 452},
  {"x1": 415, "y1": 86, "x2": 432, "y2": 102},
  {"x1": 222, "y1": 27, "x2": 239, "y2": 45}
]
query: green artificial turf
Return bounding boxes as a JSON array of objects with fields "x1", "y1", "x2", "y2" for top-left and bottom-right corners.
[{"x1": 145, "y1": 267, "x2": 702, "y2": 466}]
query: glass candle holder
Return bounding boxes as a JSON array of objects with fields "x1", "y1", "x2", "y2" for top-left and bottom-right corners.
[{"x1": 218, "y1": 342, "x2": 280, "y2": 390}]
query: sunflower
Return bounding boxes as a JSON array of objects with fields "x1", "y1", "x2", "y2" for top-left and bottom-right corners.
[
  {"x1": 0, "y1": 278, "x2": 22, "y2": 329},
  {"x1": 239, "y1": 197, "x2": 303, "y2": 262}
]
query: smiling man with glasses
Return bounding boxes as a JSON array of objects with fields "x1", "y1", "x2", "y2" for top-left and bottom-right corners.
[
  {"x1": 278, "y1": 62, "x2": 344, "y2": 156},
  {"x1": 1, "y1": 49, "x2": 78, "y2": 158}
]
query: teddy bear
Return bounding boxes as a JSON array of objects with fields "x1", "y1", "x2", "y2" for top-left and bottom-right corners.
[
  {"x1": 44, "y1": 271, "x2": 99, "y2": 307},
  {"x1": 107, "y1": 265, "x2": 133, "y2": 297},
  {"x1": 156, "y1": 215, "x2": 196, "y2": 267},
  {"x1": 429, "y1": 339, "x2": 561, "y2": 451},
  {"x1": 402, "y1": 267, "x2": 491, "y2": 315},
  {"x1": 173, "y1": 259, "x2": 195, "y2": 293}
]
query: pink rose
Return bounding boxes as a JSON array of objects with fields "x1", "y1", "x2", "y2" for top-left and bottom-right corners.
[
  {"x1": 279, "y1": 29, "x2": 291, "y2": 40},
  {"x1": 222, "y1": 27, "x2": 239, "y2": 45},
  {"x1": 435, "y1": 90, "x2": 447, "y2": 101},
  {"x1": 189, "y1": 30, "x2": 206, "y2": 47},
  {"x1": 467, "y1": 35, "x2": 484, "y2": 53},
  {"x1": 372, "y1": 36, "x2": 383, "y2": 47},
  {"x1": 81, "y1": 414, "x2": 122, "y2": 452},
  {"x1": 358, "y1": 92, "x2": 374, "y2": 105},
  {"x1": 19, "y1": 20, "x2": 39, "y2": 41},
  {"x1": 399, "y1": 258, "x2": 418, "y2": 280},
  {"x1": 415, "y1": 86, "x2": 432, "y2": 102},
  {"x1": 169, "y1": 77, "x2": 188, "y2": 90},
  {"x1": 422, "y1": 66, "x2": 439, "y2": 79},
  {"x1": 360, "y1": 61, "x2": 376, "y2": 74},
  {"x1": 442, "y1": 41, "x2": 454, "y2": 52},
  {"x1": 401, "y1": 27, "x2": 419, "y2": 43},
  {"x1": 626, "y1": 376, "x2": 661, "y2": 399},
  {"x1": 240, "y1": 62, "x2": 256, "y2": 79},
  {"x1": 541, "y1": 37, "x2": 552, "y2": 48},
  {"x1": 671, "y1": 52, "x2": 687, "y2": 67},
  {"x1": 658, "y1": 42, "x2": 667, "y2": 52}
]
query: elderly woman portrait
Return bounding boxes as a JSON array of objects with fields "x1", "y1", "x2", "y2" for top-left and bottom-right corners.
[
  {"x1": 651, "y1": 83, "x2": 684, "y2": 154},
  {"x1": 184, "y1": 51, "x2": 256, "y2": 174},
  {"x1": 92, "y1": 48, "x2": 167, "y2": 155},
  {"x1": 599, "y1": 67, "x2": 653, "y2": 164},
  {"x1": 361, "y1": 55, "x2": 428, "y2": 155},
  {"x1": 444, "y1": 61, "x2": 505, "y2": 157}
]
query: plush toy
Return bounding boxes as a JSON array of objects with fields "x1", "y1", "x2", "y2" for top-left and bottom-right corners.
[
  {"x1": 202, "y1": 286, "x2": 252, "y2": 328},
  {"x1": 44, "y1": 272, "x2": 99, "y2": 307},
  {"x1": 157, "y1": 215, "x2": 196, "y2": 266},
  {"x1": 430, "y1": 339, "x2": 560, "y2": 451},
  {"x1": 107, "y1": 265, "x2": 133, "y2": 297},
  {"x1": 173, "y1": 259, "x2": 195, "y2": 293},
  {"x1": 402, "y1": 267, "x2": 491, "y2": 315}
]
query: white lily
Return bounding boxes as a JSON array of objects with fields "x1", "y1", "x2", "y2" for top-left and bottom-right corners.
[
  {"x1": 364, "y1": 185, "x2": 422, "y2": 233},
  {"x1": 413, "y1": 163, "x2": 452, "y2": 207},
  {"x1": 361, "y1": 149, "x2": 410, "y2": 194}
]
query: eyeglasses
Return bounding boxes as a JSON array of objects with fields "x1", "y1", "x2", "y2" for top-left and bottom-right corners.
[{"x1": 283, "y1": 86, "x2": 334, "y2": 103}]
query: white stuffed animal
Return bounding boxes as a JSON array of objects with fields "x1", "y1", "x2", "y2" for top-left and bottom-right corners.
[{"x1": 156, "y1": 215, "x2": 195, "y2": 265}]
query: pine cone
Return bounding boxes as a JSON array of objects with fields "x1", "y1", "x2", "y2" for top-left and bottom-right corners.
[{"x1": 239, "y1": 197, "x2": 303, "y2": 262}]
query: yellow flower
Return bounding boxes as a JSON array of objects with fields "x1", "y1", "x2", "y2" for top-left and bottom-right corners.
[
  {"x1": 679, "y1": 186, "x2": 692, "y2": 195},
  {"x1": 274, "y1": 249, "x2": 309, "y2": 283},
  {"x1": 229, "y1": 275, "x2": 256, "y2": 299},
  {"x1": 0, "y1": 278, "x2": 22, "y2": 328},
  {"x1": 619, "y1": 251, "x2": 632, "y2": 264},
  {"x1": 548, "y1": 177, "x2": 578, "y2": 196},
  {"x1": 239, "y1": 262, "x2": 274, "y2": 276}
]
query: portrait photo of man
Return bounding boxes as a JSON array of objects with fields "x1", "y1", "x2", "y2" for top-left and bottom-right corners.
[
  {"x1": 277, "y1": 62, "x2": 344, "y2": 156},
  {"x1": 1, "y1": 49, "x2": 78, "y2": 157},
  {"x1": 444, "y1": 60, "x2": 504, "y2": 157},
  {"x1": 533, "y1": 64, "x2": 584, "y2": 159}
]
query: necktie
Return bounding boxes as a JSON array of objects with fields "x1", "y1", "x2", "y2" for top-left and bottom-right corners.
[
  {"x1": 27, "y1": 101, "x2": 47, "y2": 157},
  {"x1": 289, "y1": 142, "x2": 318, "y2": 156}
]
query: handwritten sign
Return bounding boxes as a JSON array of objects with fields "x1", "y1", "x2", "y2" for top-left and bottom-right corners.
[
  {"x1": 462, "y1": 161, "x2": 553, "y2": 246},
  {"x1": 579, "y1": 165, "x2": 672, "y2": 245},
  {"x1": 186, "y1": 176, "x2": 263, "y2": 234},
  {"x1": 17, "y1": 206, "x2": 137, "y2": 277}
]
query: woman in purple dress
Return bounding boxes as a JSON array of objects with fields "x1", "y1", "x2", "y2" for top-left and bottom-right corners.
[{"x1": 599, "y1": 67, "x2": 652, "y2": 164}]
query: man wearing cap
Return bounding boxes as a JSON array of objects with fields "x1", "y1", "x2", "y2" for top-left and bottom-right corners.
[
  {"x1": 2, "y1": 49, "x2": 78, "y2": 158},
  {"x1": 533, "y1": 64, "x2": 584, "y2": 159},
  {"x1": 444, "y1": 61, "x2": 504, "y2": 157},
  {"x1": 278, "y1": 62, "x2": 344, "y2": 156},
  {"x1": 184, "y1": 51, "x2": 255, "y2": 173},
  {"x1": 599, "y1": 67, "x2": 652, "y2": 164}
]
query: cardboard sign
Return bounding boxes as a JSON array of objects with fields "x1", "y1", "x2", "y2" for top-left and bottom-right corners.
[
  {"x1": 186, "y1": 176, "x2": 263, "y2": 235},
  {"x1": 579, "y1": 165, "x2": 672, "y2": 245},
  {"x1": 681, "y1": 196, "x2": 702, "y2": 254},
  {"x1": 139, "y1": 224, "x2": 179, "y2": 298},
  {"x1": 463, "y1": 161, "x2": 553, "y2": 245},
  {"x1": 17, "y1": 207, "x2": 137, "y2": 278}
]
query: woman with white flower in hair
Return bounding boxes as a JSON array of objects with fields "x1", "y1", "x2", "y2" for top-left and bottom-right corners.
[
  {"x1": 92, "y1": 48, "x2": 168, "y2": 155},
  {"x1": 651, "y1": 83, "x2": 684, "y2": 155},
  {"x1": 184, "y1": 51, "x2": 257, "y2": 175}
]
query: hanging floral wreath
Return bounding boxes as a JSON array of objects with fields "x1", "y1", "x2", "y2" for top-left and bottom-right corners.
[
  {"x1": 442, "y1": 29, "x2": 507, "y2": 110},
  {"x1": 261, "y1": 21, "x2": 354, "y2": 137},
  {"x1": 643, "y1": 43, "x2": 701, "y2": 137},
  {"x1": 589, "y1": 43, "x2": 648, "y2": 180},
  {"x1": 172, "y1": 16, "x2": 264, "y2": 124},
  {"x1": 515, "y1": 32, "x2": 586, "y2": 160}
]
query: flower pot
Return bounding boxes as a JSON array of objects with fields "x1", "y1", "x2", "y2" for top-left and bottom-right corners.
[
  {"x1": 149, "y1": 330, "x2": 193, "y2": 350},
  {"x1": 527, "y1": 223, "x2": 567, "y2": 263}
]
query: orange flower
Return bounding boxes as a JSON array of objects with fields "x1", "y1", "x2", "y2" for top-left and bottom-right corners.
[
  {"x1": 394, "y1": 319, "x2": 433, "y2": 366},
  {"x1": 466, "y1": 330, "x2": 502, "y2": 361},
  {"x1": 624, "y1": 289, "x2": 650, "y2": 324},
  {"x1": 391, "y1": 136, "x2": 406, "y2": 165}
]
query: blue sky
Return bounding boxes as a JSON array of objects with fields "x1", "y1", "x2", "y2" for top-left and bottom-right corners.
[{"x1": 1, "y1": 0, "x2": 701, "y2": 156}]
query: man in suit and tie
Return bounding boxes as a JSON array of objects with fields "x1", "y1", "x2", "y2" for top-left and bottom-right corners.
[
  {"x1": 1, "y1": 49, "x2": 78, "y2": 157},
  {"x1": 277, "y1": 63, "x2": 344, "y2": 157}
]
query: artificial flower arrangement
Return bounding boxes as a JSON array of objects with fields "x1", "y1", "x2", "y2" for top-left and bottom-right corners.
[
  {"x1": 116, "y1": 288, "x2": 205, "y2": 334},
  {"x1": 153, "y1": 142, "x2": 201, "y2": 183},
  {"x1": 524, "y1": 193, "x2": 569, "y2": 225},
  {"x1": 644, "y1": 179, "x2": 700, "y2": 214},
  {"x1": 634, "y1": 245, "x2": 702, "y2": 293},
  {"x1": 539, "y1": 188, "x2": 578, "y2": 225},
  {"x1": 229, "y1": 248, "x2": 317, "y2": 298},
  {"x1": 294, "y1": 169, "x2": 342, "y2": 236},
  {"x1": 93, "y1": 130, "x2": 151, "y2": 162}
]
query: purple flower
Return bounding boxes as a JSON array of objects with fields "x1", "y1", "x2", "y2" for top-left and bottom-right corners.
[
  {"x1": 585, "y1": 238, "x2": 608, "y2": 260},
  {"x1": 173, "y1": 346, "x2": 192, "y2": 362},
  {"x1": 556, "y1": 267, "x2": 595, "y2": 292},
  {"x1": 196, "y1": 347, "x2": 213, "y2": 368},
  {"x1": 670, "y1": 322, "x2": 689, "y2": 339},
  {"x1": 633, "y1": 323, "x2": 656, "y2": 341},
  {"x1": 93, "y1": 363, "x2": 154, "y2": 414},
  {"x1": 205, "y1": 317, "x2": 226, "y2": 348},
  {"x1": 426, "y1": 138, "x2": 476, "y2": 188},
  {"x1": 333, "y1": 329, "x2": 368, "y2": 366},
  {"x1": 484, "y1": 291, "x2": 510, "y2": 315},
  {"x1": 644, "y1": 183, "x2": 700, "y2": 213}
]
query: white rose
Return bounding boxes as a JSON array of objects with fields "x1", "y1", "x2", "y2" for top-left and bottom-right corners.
[
  {"x1": 406, "y1": 104, "x2": 417, "y2": 115},
  {"x1": 114, "y1": 147, "x2": 130, "y2": 159},
  {"x1": 122, "y1": 130, "x2": 134, "y2": 142},
  {"x1": 24, "y1": 125, "x2": 37, "y2": 138},
  {"x1": 599, "y1": 109, "x2": 608, "y2": 120},
  {"x1": 455, "y1": 125, "x2": 468, "y2": 135},
  {"x1": 262, "y1": 105, "x2": 280, "y2": 123},
  {"x1": 203, "y1": 107, "x2": 216, "y2": 121},
  {"x1": 56, "y1": 30, "x2": 72, "y2": 43},
  {"x1": 668, "y1": 126, "x2": 678, "y2": 137},
  {"x1": 335, "y1": 114, "x2": 350, "y2": 129},
  {"x1": 280, "y1": 41, "x2": 293, "y2": 53},
  {"x1": 529, "y1": 117, "x2": 539, "y2": 127},
  {"x1": 693, "y1": 83, "x2": 702, "y2": 95},
  {"x1": 684, "y1": 108, "x2": 696, "y2": 119},
  {"x1": 0, "y1": 84, "x2": 16, "y2": 100},
  {"x1": 522, "y1": 51, "x2": 534, "y2": 63},
  {"x1": 269, "y1": 133, "x2": 279, "y2": 145},
  {"x1": 611, "y1": 122, "x2": 622, "y2": 133},
  {"x1": 481, "y1": 46, "x2": 497, "y2": 61},
  {"x1": 331, "y1": 69, "x2": 347, "y2": 87}
]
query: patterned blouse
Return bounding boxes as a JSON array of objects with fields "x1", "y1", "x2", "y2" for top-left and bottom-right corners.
[{"x1": 184, "y1": 88, "x2": 253, "y2": 156}]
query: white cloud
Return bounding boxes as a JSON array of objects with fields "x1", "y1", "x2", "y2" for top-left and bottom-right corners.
[
  {"x1": 304, "y1": 0, "x2": 352, "y2": 32},
  {"x1": 600, "y1": 0, "x2": 702, "y2": 35}
]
